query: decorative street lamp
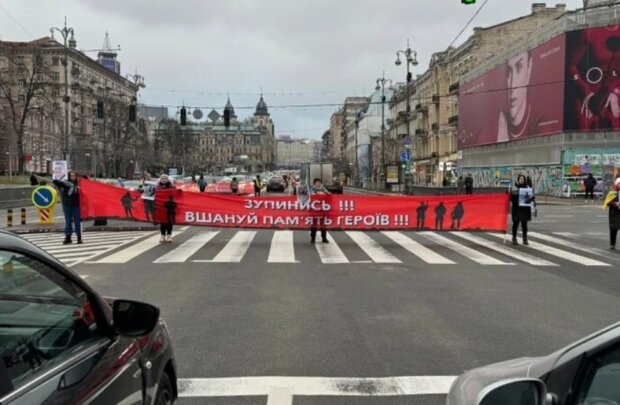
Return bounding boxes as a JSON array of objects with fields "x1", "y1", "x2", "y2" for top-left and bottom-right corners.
[
  {"x1": 376, "y1": 73, "x2": 393, "y2": 190},
  {"x1": 395, "y1": 40, "x2": 418, "y2": 192},
  {"x1": 50, "y1": 17, "x2": 76, "y2": 164}
]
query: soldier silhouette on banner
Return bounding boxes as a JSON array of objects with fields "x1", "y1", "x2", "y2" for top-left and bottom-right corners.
[
  {"x1": 416, "y1": 202, "x2": 428, "y2": 229},
  {"x1": 450, "y1": 202, "x2": 465, "y2": 230},
  {"x1": 121, "y1": 192, "x2": 139, "y2": 219},
  {"x1": 435, "y1": 202, "x2": 447, "y2": 231}
]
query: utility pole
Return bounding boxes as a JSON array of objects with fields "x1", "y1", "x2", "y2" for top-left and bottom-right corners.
[{"x1": 376, "y1": 73, "x2": 392, "y2": 190}]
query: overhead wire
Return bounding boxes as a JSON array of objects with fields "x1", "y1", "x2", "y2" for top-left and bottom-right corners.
[{"x1": 0, "y1": 3, "x2": 35, "y2": 39}]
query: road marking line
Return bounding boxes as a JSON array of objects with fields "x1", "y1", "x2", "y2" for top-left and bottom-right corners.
[
  {"x1": 421, "y1": 232, "x2": 514, "y2": 265},
  {"x1": 528, "y1": 231, "x2": 609, "y2": 257},
  {"x1": 92, "y1": 232, "x2": 162, "y2": 263},
  {"x1": 488, "y1": 233, "x2": 611, "y2": 266},
  {"x1": 268, "y1": 231, "x2": 297, "y2": 263},
  {"x1": 154, "y1": 231, "x2": 219, "y2": 263},
  {"x1": 210, "y1": 231, "x2": 257, "y2": 263},
  {"x1": 40, "y1": 244, "x2": 121, "y2": 254},
  {"x1": 267, "y1": 386, "x2": 293, "y2": 405},
  {"x1": 382, "y1": 231, "x2": 454, "y2": 264},
  {"x1": 452, "y1": 232, "x2": 557, "y2": 267},
  {"x1": 315, "y1": 234, "x2": 349, "y2": 264},
  {"x1": 346, "y1": 231, "x2": 401, "y2": 264},
  {"x1": 178, "y1": 376, "x2": 457, "y2": 398}
]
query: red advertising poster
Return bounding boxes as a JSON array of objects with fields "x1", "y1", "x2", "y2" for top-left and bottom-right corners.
[
  {"x1": 458, "y1": 34, "x2": 565, "y2": 148},
  {"x1": 565, "y1": 26, "x2": 620, "y2": 131},
  {"x1": 79, "y1": 179, "x2": 509, "y2": 232}
]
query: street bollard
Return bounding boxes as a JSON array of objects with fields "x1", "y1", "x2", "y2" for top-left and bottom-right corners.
[
  {"x1": 21, "y1": 208, "x2": 26, "y2": 225},
  {"x1": 7, "y1": 209, "x2": 13, "y2": 227}
]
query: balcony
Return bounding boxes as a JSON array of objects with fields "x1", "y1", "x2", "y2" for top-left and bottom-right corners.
[
  {"x1": 415, "y1": 104, "x2": 428, "y2": 113},
  {"x1": 415, "y1": 129, "x2": 428, "y2": 136},
  {"x1": 431, "y1": 94, "x2": 440, "y2": 104},
  {"x1": 448, "y1": 115, "x2": 459, "y2": 126},
  {"x1": 449, "y1": 82, "x2": 460, "y2": 94},
  {"x1": 431, "y1": 123, "x2": 439, "y2": 131}
]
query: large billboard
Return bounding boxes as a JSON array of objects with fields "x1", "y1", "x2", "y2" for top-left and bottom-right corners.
[
  {"x1": 458, "y1": 35, "x2": 566, "y2": 148},
  {"x1": 564, "y1": 26, "x2": 620, "y2": 131}
]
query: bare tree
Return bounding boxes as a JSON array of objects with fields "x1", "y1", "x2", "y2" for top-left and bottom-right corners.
[{"x1": 0, "y1": 42, "x2": 59, "y2": 173}]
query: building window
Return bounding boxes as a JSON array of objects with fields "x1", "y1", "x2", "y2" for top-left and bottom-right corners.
[
  {"x1": 18, "y1": 79, "x2": 25, "y2": 88},
  {"x1": 52, "y1": 72, "x2": 60, "y2": 82},
  {"x1": 52, "y1": 57, "x2": 59, "y2": 66},
  {"x1": 18, "y1": 94, "x2": 25, "y2": 103}
]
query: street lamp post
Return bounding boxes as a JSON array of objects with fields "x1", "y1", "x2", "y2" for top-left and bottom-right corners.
[
  {"x1": 395, "y1": 40, "x2": 418, "y2": 193},
  {"x1": 50, "y1": 17, "x2": 76, "y2": 166},
  {"x1": 376, "y1": 73, "x2": 392, "y2": 190}
]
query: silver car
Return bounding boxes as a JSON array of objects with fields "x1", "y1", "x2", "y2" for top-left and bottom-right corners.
[{"x1": 447, "y1": 321, "x2": 620, "y2": 404}]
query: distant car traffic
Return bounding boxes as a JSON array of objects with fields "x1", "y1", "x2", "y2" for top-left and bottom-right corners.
[
  {"x1": 0, "y1": 230, "x2": 178, "y2": 405},
  {"x1": 266, "y1": 175, "x2": 285, "y2": 192},
  {"x1": 205, "y1": 176, "x2": 254, "y2": 195},
  {"x1": 447, "y1": 321, "x2": 620, "y2": 405}
]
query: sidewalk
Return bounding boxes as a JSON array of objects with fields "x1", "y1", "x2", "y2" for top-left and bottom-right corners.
[
  {"x1": 1, "y1": 217, "x2": 159, "y2": 234},
  {"x1": 344, "y1": 186, "x2": 597, "y2": 206}
]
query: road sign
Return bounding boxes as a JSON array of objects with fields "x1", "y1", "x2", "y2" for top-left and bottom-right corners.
[
  {"x1": 169, "y1": 168, "x2": 178, "y2": 176},
  {"x1": 400, "y1": 151, "x2": 410, "y2": 162},
  {"x1": 32, "y1": 186, "x2": 57, "y2": 209}
]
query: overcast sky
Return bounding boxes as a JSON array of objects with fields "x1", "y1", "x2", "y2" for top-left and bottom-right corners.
[{"x1": 1, "y1": 0, "x2": 583, "y2": 139}]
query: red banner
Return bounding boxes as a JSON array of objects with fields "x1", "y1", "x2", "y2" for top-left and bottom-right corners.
[{"x1": 79, "y1": 179, "x2": 509, "y2": 231}]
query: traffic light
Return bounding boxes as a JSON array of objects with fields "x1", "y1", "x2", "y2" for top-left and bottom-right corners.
[
  {"x1": 223, "y1": 109, "x2": 230, "y2": 127},
  {"x1": 462, "y1": 0, "x2": 476, "y2": 4},
  {"x1": 180, "y1": 107, "x2": 187, "y2": 126},
  {"x1": 96, "y1": 101, "x2": 104, "y2": 119},
  {"x1": 400, "y1": 163, "x2": 406, "y2": 170},
  {"x1": 128, "y1": 105, "x2": 136, "y2": 123}
]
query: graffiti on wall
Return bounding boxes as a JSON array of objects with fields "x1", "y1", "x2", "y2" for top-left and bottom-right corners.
[{"x1": 463, "y1": 166, "x2": 564, "y2": 196}]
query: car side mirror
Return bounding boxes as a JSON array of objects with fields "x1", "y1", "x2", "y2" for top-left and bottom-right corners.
[
  {"x1": 112, "y1": 299, "x2": 160, "y2": 337},
  {"x1": 475, "y1": 378, "x2": 547, "y2": 405}
]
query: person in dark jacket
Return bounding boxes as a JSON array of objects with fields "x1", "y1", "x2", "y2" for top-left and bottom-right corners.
[
  {"x1": 157, "y1": 174, "x2": 175, "y2": 243},
  {"x1": 309, "y1": 178, "x2": 330, "y2": 243},
  {"x1": 254, "y1": 175, "x2": 262, "y2": 197},
  {"x1": 584, "y1": 173, "x2": 597, "y2": 203},
  {"x1": 510, "y1": 174, "x2": 534, "y2": 245},
  {"x1": 605, "y1": 178, "x2": 620, "y2": 250},
  {"x1": 29, "y1": 173, "x2": 38, "y2": 186},
  {"x1": 198, "y1": 175, "x2": 207, "y2": 192},
  {"x1": 53, "y1": 170, "x2": 82, "y2": 245},
  {"x1": 464, "y1": 174, "x2": 474, "y2": 195}
]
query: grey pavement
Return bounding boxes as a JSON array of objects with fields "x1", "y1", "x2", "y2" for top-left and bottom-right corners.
[
  {"x1": 6, "y1": 189, "x2": 616, "y2": 404},
  {"x1": 16, "y1": 198, "x2": 613, "y2": 404}
]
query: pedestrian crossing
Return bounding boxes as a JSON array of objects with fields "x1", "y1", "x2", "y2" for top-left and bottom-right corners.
[{"x1": 15, "y1": 228, "x2": 619, "y2": 269}]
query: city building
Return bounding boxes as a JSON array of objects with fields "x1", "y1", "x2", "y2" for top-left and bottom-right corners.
[
  {"x1": 388, "y1": 2, "x2": 567, "y2": 186},
  {"x1": 0, "y1": 31, "x2": 139, "y2": 176},
  {"x1": 458, "y1": 1, "x2": 620, "y2": 196},
  {"x1": 328, "y1": 110, "x2": 345, "y2": 162},
  {"x1": 194, "y1": 97, "x2": 276, "y2": 174},
  {"x1": 341, "y1": 97, "x2": 370, "y2": 180},
  {"x1": 276, "y1": 136, "x2": 318, "y2": 168}
]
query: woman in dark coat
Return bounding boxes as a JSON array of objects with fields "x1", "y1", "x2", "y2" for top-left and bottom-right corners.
[
  {"x1": 510, "y1": 174, "x2": 534, "y2": 246},
  {"x1": 606, "y1": 178, "x2": 620, "y2": 250},
  {"x1": 157, "y1": 174, "x2": 175, "y2": 243}
]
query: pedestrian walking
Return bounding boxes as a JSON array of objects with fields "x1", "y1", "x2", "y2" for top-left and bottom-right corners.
[
  {"x1": 604, "y1": 178, "x2": 620, "y2": 250},
  {"x1": 510, "y1": 174, "x2": 534, "y2": 246},
  {"x1": 442, "y1": 177, "x2": 448, "y2": 187},
  {"x1": 584, "y1": 173, "x2": 597, "y2": 203},
  {"x1": 231, "y1": 177, "x2": 239, "y2": 194},
  {"x1": 254, "y1": 175, "x2": 262, "y2": 197},
  {"x1": 53, "y1": 170, "x2": 82, "y2": 245},
  {"x1": 158, "y1": 174, "x2": 174, "y2": 243},
  {"x1": 457, "y1": 176, "x2": 465, "y2": 195},
  {"x1": 309, "y1": 178, "x2": 330, "y2": 244},
  {"x1": 465, "y1": 174, "x2": 474, "y2": 195},
  {"x1": 198, "y1": 175, "x2": 207, "y2": 192}
]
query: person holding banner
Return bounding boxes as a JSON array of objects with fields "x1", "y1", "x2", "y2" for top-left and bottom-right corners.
[
  {"x1": 510, "y1": 174, "x2": 534, "y2": 246},
  {"x1": 309, "y1": 178, "x2": 331, "y2": 244},
  {"x1": 158, "y1": 174, "x2": 174, "y2": 243},
  {"x1": 604, "y1": 178, "x2": 620, "y2": 250},
  {"x1": 53, "y1": 170, "x2": 82, "y2": 245}
]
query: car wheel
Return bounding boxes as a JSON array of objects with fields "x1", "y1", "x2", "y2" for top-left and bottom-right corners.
[{"x1": 155, "y1": 372, "x2": 174, "y2": 405}]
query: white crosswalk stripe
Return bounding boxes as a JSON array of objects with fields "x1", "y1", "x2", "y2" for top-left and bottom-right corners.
[
  {"x1": 452, "y1": 232, "x2": 558, "y2": 267},
  {"x1": 346, "y1": 231, "x2": 401, "y2": 264},
  {"x1": 381, "y1": 231, "x2": 454, "y2": 264},
  {"x1": 19, "y1": 229, "x2": 616, "y2": 269},
  {"x1": 420, "y1": 232, "x2": 514, "y2": 266},
  {"x1": 268, "y1": 231, "x2": 297, "y2": 263},
  {"x1": 20, "y1": 231, "x2": 156, "y2": 267},
  {"x1": 488, "y1": 233, "x2": 610, "y2": 267}
]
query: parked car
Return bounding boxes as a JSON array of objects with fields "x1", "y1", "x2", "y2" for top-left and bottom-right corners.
[
  {"x1": 266, "y1": 175, "x2": 285, "y2": 192},
  {"x1": 447, "y1": 321, "x2": 620, "y2": 405},
  {"x1": 0, "y1": 230, "x2": 178, "y2": 405}
]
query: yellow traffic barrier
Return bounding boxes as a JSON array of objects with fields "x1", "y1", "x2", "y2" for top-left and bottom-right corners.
[
  {"x1": 20, "y1": 208, "x2": 26, "y2": 225},
  {"x1": 32, "y1": 185, "x2": 58, "y2": 225},
  {"x1": 6, "y1": 209, "x2": 13, "y2": 227}
]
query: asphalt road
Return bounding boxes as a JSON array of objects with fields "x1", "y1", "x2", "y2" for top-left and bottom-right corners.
[{"x1": 27, "y1": 192, "x2": 620, "y2": 405}]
